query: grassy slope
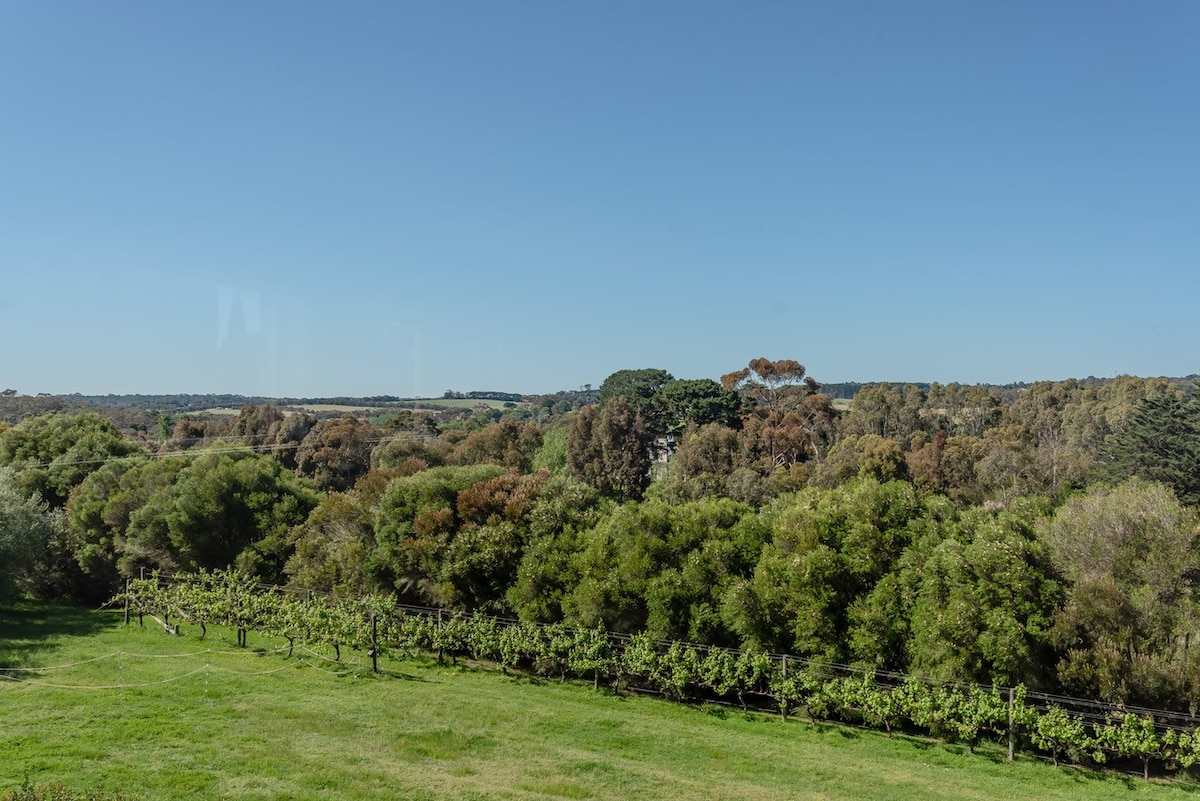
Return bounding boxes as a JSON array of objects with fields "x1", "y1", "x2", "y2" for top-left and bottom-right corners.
[{"x1": 1, "y1": 604, "x2": 1194, "y2": 801}]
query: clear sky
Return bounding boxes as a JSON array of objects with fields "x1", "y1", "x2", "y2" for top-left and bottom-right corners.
[{"x1": 2, "y1": 1, "x2": 1197, "y2": 397}]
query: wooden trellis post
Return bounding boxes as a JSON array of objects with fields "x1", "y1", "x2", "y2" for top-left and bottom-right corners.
[
  {"x1": 371, "y1": 611, "x2": 379, "y2": 674},
  {"x1": 1008, "y1": 686, "x2": 1016, "y2": 763}
]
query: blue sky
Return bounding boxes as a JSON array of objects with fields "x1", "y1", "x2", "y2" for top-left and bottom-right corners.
[{"x1": 2, "y1": 2, "x2": 1197, "y2": 397}]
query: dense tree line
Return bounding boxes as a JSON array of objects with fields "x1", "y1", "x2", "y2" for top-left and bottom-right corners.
[{"x1": 3, "y1": 359, "x2": 1200, "y2": 711}]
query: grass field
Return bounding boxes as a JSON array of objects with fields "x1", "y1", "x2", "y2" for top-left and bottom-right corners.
[
  {"x1": 1, "y1": 603, "x2": 1194, "y2": 801},
  {"x1": 290, "y1": 404, "x2": 393, "y2": 413},
  {"x1": 198, "y1": 398, "x2": 525, "y2": 417},
  {"x1": 408, "y1": 398, "x2": 522, "y2": 411}
]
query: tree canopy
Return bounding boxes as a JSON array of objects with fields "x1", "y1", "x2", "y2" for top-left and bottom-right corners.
[
  {"x1": 7, "y1": 366, "x2": 1200, "y2": 711},
  {"x1": 0, "y1": 412, "x2": 143, "y2": 507}
]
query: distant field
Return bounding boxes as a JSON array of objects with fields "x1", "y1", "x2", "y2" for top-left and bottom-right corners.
[
  {"x1": 411, "y1": 398, "x2": 520, "y2": 410},
  {"x1": 197, "y1": 399, "x2": 524, "y2": 417},
  {"x1": 1, "y1": 604, "x2": 1191, "y2": 801},
  {"x1": 290, "y1": 404, "x2": 392, "y2": 413},
  {"x1": 200, "y1": 404, "x2": 393, "y2": 416}
]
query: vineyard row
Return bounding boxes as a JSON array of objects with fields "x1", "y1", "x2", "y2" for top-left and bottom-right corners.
[{"x1": 120, "y1": 569, "x2": 1200, "y2": 782}]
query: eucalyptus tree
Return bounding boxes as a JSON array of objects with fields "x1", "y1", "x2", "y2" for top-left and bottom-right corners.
[{"x1": 840, "y1": 383, "x2": 929, "y2": 443}]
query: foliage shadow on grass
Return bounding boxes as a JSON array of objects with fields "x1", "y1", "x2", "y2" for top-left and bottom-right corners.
[
  {"x1": 378, "y1": 668, "x2": 427, "y2": 682},
  {"x1": 0, "y1": 602, "x2": 115, "y2": 668}
]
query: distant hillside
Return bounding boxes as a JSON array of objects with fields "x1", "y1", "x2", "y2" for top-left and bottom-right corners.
[
  {"x1": 58, "y1": 393, "x2": 404, "y2": 411},
  {"x1": 821, "y1": 375, "x2": 1198, "y2": 401},
  {"x1": 1, "y1": 375, "x2": 1193, "y2": 423}
]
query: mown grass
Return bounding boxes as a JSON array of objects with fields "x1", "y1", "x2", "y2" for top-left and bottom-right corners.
[{"x1": 1, "y1": 602, "x2": 1196, "y2": 801}]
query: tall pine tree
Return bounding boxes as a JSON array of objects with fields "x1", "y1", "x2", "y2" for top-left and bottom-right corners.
[{"x1": 1102, "y1": 385, "x2": 1200, "y2": 505}]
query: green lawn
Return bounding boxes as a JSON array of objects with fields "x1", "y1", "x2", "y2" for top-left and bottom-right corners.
[{"x1": 1, "y1": 603, "x2": 1195, "y2": 801}]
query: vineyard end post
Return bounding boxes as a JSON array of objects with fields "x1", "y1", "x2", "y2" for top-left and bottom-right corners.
[
  {"x1": 123, "y1": 578, "x2": 130, "y2": 626},
  {"x1": 371, "y1": 612, "x2": 379, "y2": 674},
  {"x1": 1007, "y1": 686, "x2": 1016, "y2": 763}
]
